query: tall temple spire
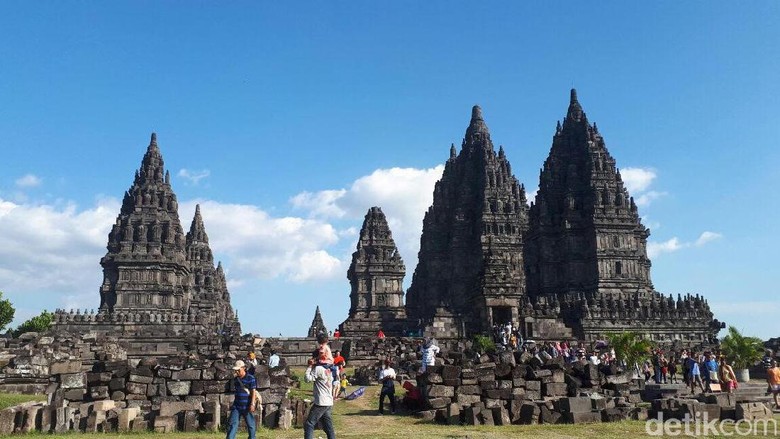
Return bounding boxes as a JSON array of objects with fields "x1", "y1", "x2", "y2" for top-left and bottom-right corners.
[
  {"x1": 565, "y1": 88, "x2": 586, "y2": 125},
  {"x1": 406, "y1": 105, "x2": 529, "y2": 336},
  {"x1": 341, "y1": 206, "x2": 406, "y2": 337},
  {"x1": 100, "y1": 133, "x2": 189, "y2": 314},
  {"x1": 188, "y1": 204, "x2": 209, "y2": 244},
  {"x1": 307, "y1": 306, "x2": 327, "y2": 338}
]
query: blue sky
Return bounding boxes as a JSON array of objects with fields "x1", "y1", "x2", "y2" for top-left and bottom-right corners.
[{"x1": 0, "y1": 2, "x2": 778, "y2": 339}]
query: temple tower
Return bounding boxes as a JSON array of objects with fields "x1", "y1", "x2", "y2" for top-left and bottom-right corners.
[
  {"x1": 340, "y1": 207, "x2": 406, "y2": 337},
  {"x1": 186, "y1": 205, "x2": 241, "y2": 336},
  {"x1": 307, "y1": 306, "x2": 327, "y2": 338},
  {"x1": 99, "y1": 133, "x2": 191, "y2": 314},
  {"x1": 406, "y1": 106, "x2": 529, "y2": 336},
  {"x1": 526, "y1": 89, "x2": 653, "y2": 300},
  {"x1": 525, "y1": 90, "x2": 721, "y2": 342}
]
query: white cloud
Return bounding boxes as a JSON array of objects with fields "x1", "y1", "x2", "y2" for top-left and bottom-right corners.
[
  {"x1": 289, "y1": 165, "x2": 445, "y2": 275},
  {"x1": 621, "y1": 167, "x2": 656, "y2": 194},
  {"x1": 181, "y1": 200, "x2": 344, "y2": 284},
  {"x1": 647, "y1": 237, "x2": 683, "y2": 258},
  {"x1": 695, "y1": 231, "x2": 722, "y2": 246},
  {"x1": 647, "y1": 232, "x2": 723, "y2": 259},
  {"x1": 15, "y1": 174, "x2": 42, "y2": 188},
  {"x1": 0, "y1": 196, "x2": 120, "y2": 314},
  {"x1": 177, "y1": 169, "x2": 211, "y2": 185}
]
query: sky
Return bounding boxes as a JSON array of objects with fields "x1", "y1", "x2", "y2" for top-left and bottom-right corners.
[{"x1": 0, "y1": 2, "x2": 778, "y2": 339}]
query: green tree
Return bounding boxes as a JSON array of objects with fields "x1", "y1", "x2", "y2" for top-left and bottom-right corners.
[
  {"x1": 13, "y1": 310, "x2": 54, "y2": 337},
  {"x1": 606, "y1": 331, "x2": 653, "y2": 369},
  {"x1": 720, "y1": 326, "x2": 764, "y2": 370},
  {"x1": 0, "y1": 291, "x2": 15, "y2": 333}
]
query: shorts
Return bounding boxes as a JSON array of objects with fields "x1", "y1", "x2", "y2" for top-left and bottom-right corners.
[
  {"x1": 771, "y1": 384, "x2": 780, "y2": 394},
  {"x1": 724, "y1": 380, "x2": 736, "y2": 391}
]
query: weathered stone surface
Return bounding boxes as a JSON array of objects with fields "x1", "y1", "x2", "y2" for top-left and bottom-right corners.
[
  {"x1": 736, "y1": 402, "x2": 773, "y2": 421},
  {"x1": 153, "y1": 415, "x2": 177, "y2": 433},
  {"x1": 159, "y1": 400, "x2": 202, "y2": 417},
  {"x1": 60, "y1": 372, "x2": 86, "y2": 389},
  {"x1": 166, "y1": 381, "x2": 191, "y2": 396}
]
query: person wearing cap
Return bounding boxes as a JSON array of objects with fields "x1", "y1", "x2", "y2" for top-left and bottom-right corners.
[
  {"x1": 304, "y1": 352, "x2": 336, "y2": 439},
  {"x1": 226, "y1": 359, "x2": 257, "y2": 439}
]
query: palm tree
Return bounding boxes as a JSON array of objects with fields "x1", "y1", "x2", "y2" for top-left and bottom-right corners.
[
  {"x1": 606, "y1": 331, "x2": 654, "y2": 373},
  {"x1": 721, "y1": 326, "x2": 764, "y2": 381}
]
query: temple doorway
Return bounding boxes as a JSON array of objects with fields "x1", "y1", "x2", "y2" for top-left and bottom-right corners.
[{"x1": 491, "y1": 306, "x2": 512, "y2": 326}]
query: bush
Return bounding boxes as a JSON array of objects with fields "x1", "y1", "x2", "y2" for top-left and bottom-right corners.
[
  {"x1": 473, "y1": 334, "x2": 496, "y2": 354},
  {"x1": 721, "y1": 326, "x2": 764, "y2": 370},
  {"x1": 0, "y1": 292, "x2": 14, "y2": 333}
]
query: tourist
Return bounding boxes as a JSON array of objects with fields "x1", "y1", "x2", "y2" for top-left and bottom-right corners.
[
  {"x1": 317, "y1": 333, "x2": 337, "y2": 378},
  {"x1": 245, "y1": 352, "x2": 258, "y2": 375},
  {"x1": 643, "y1": 361, "x2": 652, "y2": 383},
  {"x1": 660, "y1": 354, "x2": 668, "y2": 384},
  {"x1": 651, "y1": 350, "x2": 662, "y2": 384},
  {"x1": 402, "y1": 380, "x2": 422, "y2": 410},
  {"x1": 766, "y1": 360, "x2": 780, "y2": 409},
  {"x1": 334, "y1": 329, "x2": 340, "y2": 339},
  {"x1": 268, "y1": 349, "x2": 280, "y2": 368},
  {"x1": 377, "y1": 328, "x2": 386, "y2": 339},
  {"x1": 680, "y1": 350, "x2": 690, "y2": 385},
  {"x1": 420, "y1": 337, "x2": 440, "y2": 373},
  {"x1": 332, "y1": 350, "x2": 346, "y2": 398},
  {"x1": 378, "y1": 359, "x2": 397, "y2": 415},
  {"x1": 225, "y1": 360, "x2": 257, "y2": 439},
  {"x1": 703, "y1": 353, "x2": 719, "y2": 392},
  {"x1": 719, "y1": 357, "x2": 737, "y2": 394},
  {"x1": 687, "y1": 353, "x2": 705, "y2": 394},
  {"x1": 303, "y1": 354, "x2": 336, "y2": 439},
  {"x1": 668, "y1": 357, "x2": 678, "y2": 384},
  {"x1": 336, "y1": 374, "x2": 349, "y2": 399}
]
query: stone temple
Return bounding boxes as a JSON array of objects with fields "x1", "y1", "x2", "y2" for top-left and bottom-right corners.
[
  {"x1": 344, "y1": 90, "x2": 723, "y2": 344},
  {"x1": 54, "y1": 133, "x2": 241, "y2": 353}
]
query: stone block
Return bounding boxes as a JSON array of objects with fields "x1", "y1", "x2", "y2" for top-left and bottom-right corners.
[
  {"x1": 167, "y1": 380, "x2": 191, "y2": 396},
  {"x1": 736, "y1": 402, "x2": 773, "y2": 421},
  {"x1": 478, "y1": 408, "x2": 494, "y2": 426},
  {"x1": 60, "y1": 372, "x2": 86, "y2": 389},
  {"x1": 463, "y1": 406, "x2": 479, "y2": 425},
  {"x1": 109, "y1": 377, "x2": 126, "y2": 391},
  {"x1": 63, "y1": 388, "x2": 86, "y2": 401},
  {"x1": 426, "y1": 397, "x2": 449, "y2": 409},
  {"x1": 183, "y1": 410, "x2": 199, "y2": 432},
  {"x1": 456, "y1": 394, "x2": 482, "y2": 405},
  {"x1": 50, "y1": 360, "x2": 81, "y2": 375},
  {"x1": 543, "y1": 382, "x2": 568, "y2": 397},
  {"x1": 441, "y1": 365, "x2": 461, "y2": 380},
  {"x1": 428, "y1": 384, "x2": 454, "y2": 398},
  {"x1": 278, "y1": 408, "x2": 293, "y2": 430},
  {"x1": 525, "y1": 380, "x2": 541, "y2": 391},
  {"x1": 557, "y1": 397, "x2": 593, "y2": 414},
  {"x1": 484, "y1": 398, "x2": 503, "y2": 409},
  {"x1": 495, "y1": 363, "x2": 512, "y2": 379},
  {"x1": 39, "y1": 406, "x2": 54, "y2": 433},
  {"x1": 153, "y1": 415, "x2": 177, "y2": 433},
  {"x1": 126, "y1": 382, "x2": 147, "y2": 395},
  {"x1": 540, "y1": 405, "x2": 562, "y2": 424},
  {"x1": 172, "y1": 369, "x2": 202, "y2": 380},
  {"x1": 563, "y1": 411, "x2": 602, "y2": 424},
  {"x1": 117, "y1": 407, "x2": 140, "y2": 432},
  {"x1": 131, "y1": 419, "x2": 149, "y2": 431},
  {"x1": 129, "y1": 373, "x2": 154, "y2": 384},
  {"x1": 446, "y1": 403, "x2": 461, "y2": 425},
  {"x1": 90, "y1": 385, "x2": 110, "y2": 400},
  {"x1": 159, "y1": 400, "x2": 203, "y2": 417},
  {"x1": 492, "y1": 406, "x2": 511, "y2": 425},
  {"x1": 202, "y1": 400, "x2": 220, "y2": 431},
  {"x1": 111, "y1": 391, "x2": 126, "y2": 401},
  {"x1": 456, "y1": 385, "x2": 481, "y2": 395},
  {"x1": 85, "y1": 410, "x2": 107, "y2": 433},
  {"x1": 519, "y1": 402, "x2": 540, "y2": 424},
  {"x1": 20, "y1": 405, "x2": 41, "y2": 433}
]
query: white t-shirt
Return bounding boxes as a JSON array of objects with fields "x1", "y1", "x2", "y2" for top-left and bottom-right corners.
[{"x1": 305, "y1": 365, "x2": 334, "y2": 406}]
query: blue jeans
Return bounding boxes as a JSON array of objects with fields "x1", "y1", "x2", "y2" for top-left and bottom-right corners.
[
  {"x1": 304, "y1": 404, "x2": 336, "y2": 439},
  {"x1": 225, "y1": 408, "x2": 255, "y2": 439}
]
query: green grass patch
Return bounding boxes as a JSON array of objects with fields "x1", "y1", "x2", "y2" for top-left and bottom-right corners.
[{"x1": 0, "y1": 393, "x2": 45, "y2": 410}]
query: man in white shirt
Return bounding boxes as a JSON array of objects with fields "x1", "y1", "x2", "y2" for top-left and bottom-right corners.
[
  {"x1": 378, "y1": 359, "x2": 397, "y2": 415},
  {"x1": 304, "y1": 355, "x2": 336, "y2": 439},
  {"x1": 268, "y1": 349, "x2": 280, "y2": 368}
]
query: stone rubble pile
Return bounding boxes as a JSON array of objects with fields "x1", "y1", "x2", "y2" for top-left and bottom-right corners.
[{"x1": 0, "y1": 356, "x2": 298, "y2": 434}]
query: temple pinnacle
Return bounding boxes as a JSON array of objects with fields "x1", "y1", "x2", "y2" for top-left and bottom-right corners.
[
  {"x1": 472, "y1": 105, "x2": 483, "y2": 121},
  {"x1": 570, "y1": 88, "x2": 578, "y2": 104}
]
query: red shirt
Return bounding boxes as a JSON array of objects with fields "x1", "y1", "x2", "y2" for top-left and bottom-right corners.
[{"x1": 333, "y1": 355, "x2": 346, "y2": 371}]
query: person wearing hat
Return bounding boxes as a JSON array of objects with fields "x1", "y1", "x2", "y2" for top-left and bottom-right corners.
[
  {"x1": 226, "y1": 360, "x2": 257, "y2": 439},
  {"x1": 304, "y1": 351, "x2": 336, "y2": 439}
]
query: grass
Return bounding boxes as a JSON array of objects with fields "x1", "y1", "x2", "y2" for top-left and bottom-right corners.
[{"x1": 0, "y1": 393, "x2": 45, "y2": 410}]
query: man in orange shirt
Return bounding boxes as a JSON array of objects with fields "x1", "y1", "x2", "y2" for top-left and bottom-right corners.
[{"x1": 767, "y1": 360, "x2": 780, "y2": 409}]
